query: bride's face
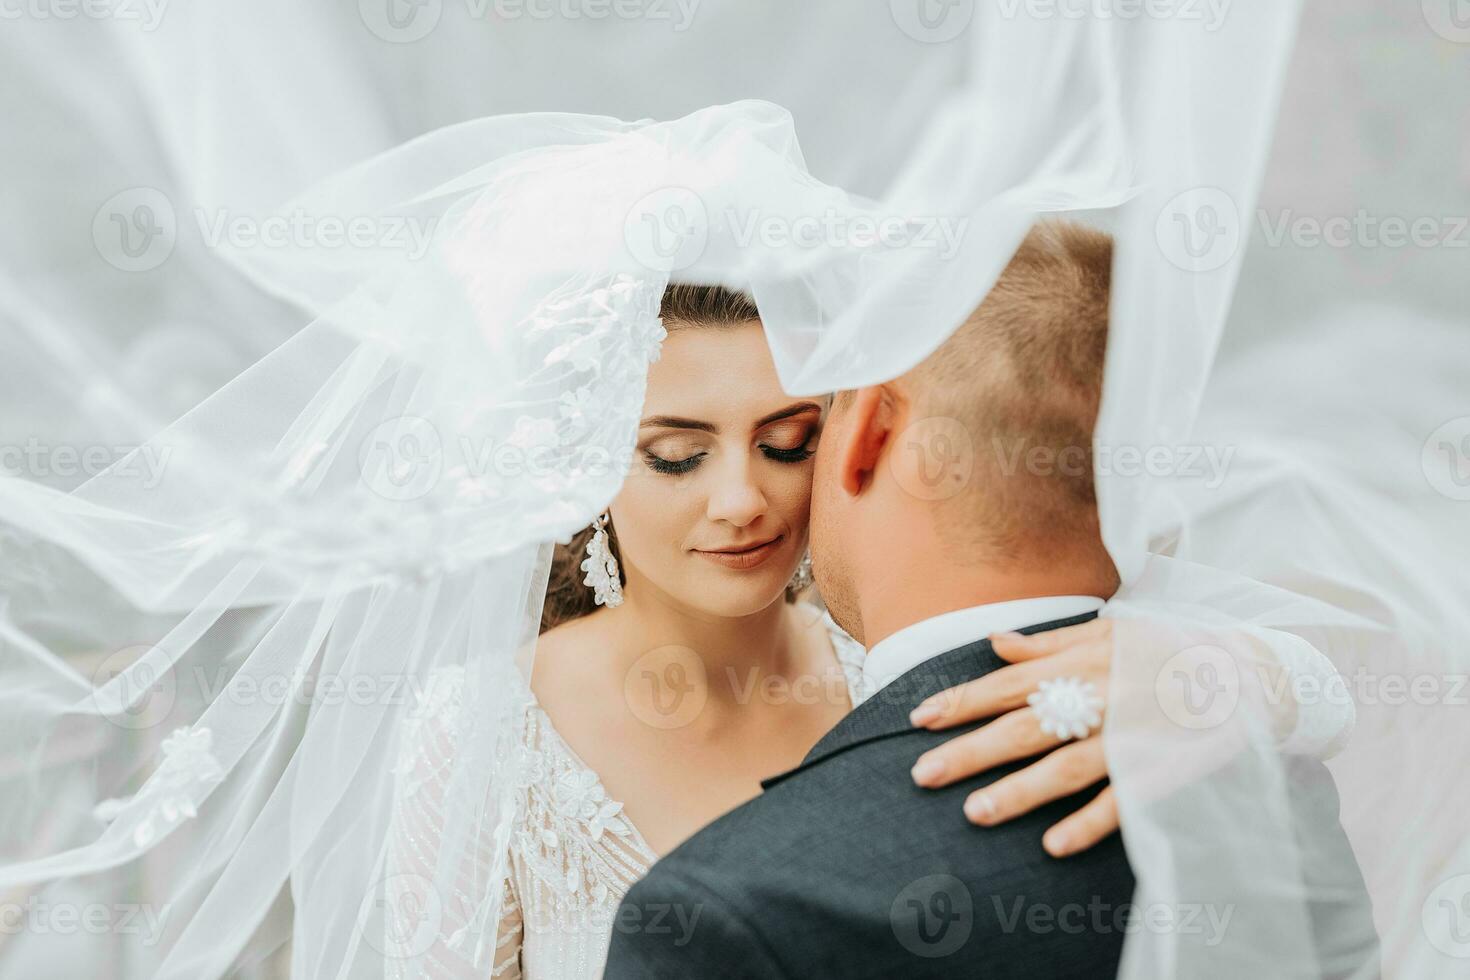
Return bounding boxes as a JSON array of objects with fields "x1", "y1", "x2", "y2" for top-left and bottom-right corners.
[{"x1": 608, "y1": 321, "x2": 821, "y2": 618}]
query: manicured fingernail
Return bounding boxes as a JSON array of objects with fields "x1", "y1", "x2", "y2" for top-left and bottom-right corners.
[
  {"x1": 909, "y1": 701, "x2": 941, "y2": 727},
  {"x1": 991, "y1": 631, "x2": 1024, "y2": 642},
  {"x1": 965, "y1": 793, "x2": 998, "y2": 825},
  {"x1": 1044, "y1": 832, "x2": 1071, "y2": 857},
  {"x1": 911, "y1": 756, "x2": 945, "y2": 786}
]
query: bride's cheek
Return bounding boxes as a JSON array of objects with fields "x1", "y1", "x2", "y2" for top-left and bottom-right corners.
[
  {"x1": 610, "y1": 478, "x2": 687, "y2": 574},
  {"x1": 773, "y1": 468, "x2": 816, "y2": 530}
]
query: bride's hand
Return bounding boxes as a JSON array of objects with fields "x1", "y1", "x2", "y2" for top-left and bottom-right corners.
[{"x1": 906, "y1": 617, "x2": 1115, "y2": 858}]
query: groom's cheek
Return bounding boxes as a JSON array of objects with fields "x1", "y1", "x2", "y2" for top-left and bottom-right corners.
[{"x1": 812, "y1": 440, "x2": 839, "y2": 517}]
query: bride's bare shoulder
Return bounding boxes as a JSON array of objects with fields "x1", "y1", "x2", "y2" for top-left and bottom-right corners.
[
  {"x1": 530, "y1": 608, "x2": 617, "y2": 704},
  {"x1": 535, "y1": 608, "x2": 614, "y2": 657}
]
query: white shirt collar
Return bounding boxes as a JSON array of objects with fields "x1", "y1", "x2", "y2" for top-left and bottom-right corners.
[{"x1": 861, "y1": 596, "x2": 1106, "y2": 694}]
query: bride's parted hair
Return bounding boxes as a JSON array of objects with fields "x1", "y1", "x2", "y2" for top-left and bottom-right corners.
[{"x1": 539, "y1": 282, "x2": 807, "y2": 633}]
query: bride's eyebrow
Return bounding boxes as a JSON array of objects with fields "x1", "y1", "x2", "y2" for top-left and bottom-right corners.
[
  {"x1": 640, "y1": 415, "x2": 717, "y2": 432},
  {"x1": 754, "y1": 401, "x2": 822, "y2": 427},
  {"x1": 639, "y1": 401, "x2": 821, "y2": 434}
]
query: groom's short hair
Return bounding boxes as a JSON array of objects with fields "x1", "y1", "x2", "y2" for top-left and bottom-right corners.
[{"x1": 903, "y1": 220, "x2": 1114, "y2": 574}]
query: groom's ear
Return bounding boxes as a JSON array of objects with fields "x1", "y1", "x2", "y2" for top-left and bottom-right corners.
[{"x1": 835, "y1": 385, "x2": 898, "y2": 497}]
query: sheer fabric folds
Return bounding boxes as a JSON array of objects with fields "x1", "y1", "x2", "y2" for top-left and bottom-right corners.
[{"x1": 0, "y1": 5, "x2": 1464, "y2": 978}]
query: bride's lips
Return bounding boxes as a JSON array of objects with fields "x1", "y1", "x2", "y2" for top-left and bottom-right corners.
[{"x1": 693, "y1": 534, "x2": 784, "y2": 570}]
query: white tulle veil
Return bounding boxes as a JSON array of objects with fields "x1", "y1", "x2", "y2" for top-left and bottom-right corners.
[{"x1": 2, "y1": 4, "x2": 1467, "y2": 978}]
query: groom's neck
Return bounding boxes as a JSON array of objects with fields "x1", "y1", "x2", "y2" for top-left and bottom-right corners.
[{"x1": 855, "y1": 549, "x2": 1115, "y2": 652}]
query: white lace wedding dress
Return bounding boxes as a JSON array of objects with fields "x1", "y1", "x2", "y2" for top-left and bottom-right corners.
[{"x1": 385, "y1": 607, "x2": 868, "y2": 980}]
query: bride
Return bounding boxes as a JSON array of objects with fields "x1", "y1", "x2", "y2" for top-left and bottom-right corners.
[{"x1": 389, "y1": 283, "x2": 866, "y2": 978}]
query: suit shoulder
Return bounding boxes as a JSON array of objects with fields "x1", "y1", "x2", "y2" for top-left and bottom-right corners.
[{"x1": 607, "y1": 854, "x2": 784, "y2": 979}]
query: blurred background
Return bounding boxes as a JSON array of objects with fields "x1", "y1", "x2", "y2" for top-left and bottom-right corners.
[{"x1": 3, "y1": 0, "x2": 1466, "y2": 477}]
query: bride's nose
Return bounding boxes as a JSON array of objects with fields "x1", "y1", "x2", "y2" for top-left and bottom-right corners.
[{"x1": 705, "y1": 469, "x2": 768, "y2": 528}]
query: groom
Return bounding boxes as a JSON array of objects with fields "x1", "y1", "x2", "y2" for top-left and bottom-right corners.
[{"x1": 603, "y1": 223, "x2": 1370, "y2": 978}]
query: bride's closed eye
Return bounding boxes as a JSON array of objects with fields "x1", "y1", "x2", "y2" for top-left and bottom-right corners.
[
  {"x1": 757, "y1": 433, "x2": 816, "y2": 464},
  {"x1": 758, "y1": 420, "x2": 819, "y2": 463},
  {"x1": 642, "y1": 448, "x2": 706, "y2": 475}
]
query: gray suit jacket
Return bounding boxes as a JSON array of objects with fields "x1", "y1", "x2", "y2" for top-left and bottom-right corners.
[{"x1": 603, "y1": 612, "x2": 1378, "y2": 979}]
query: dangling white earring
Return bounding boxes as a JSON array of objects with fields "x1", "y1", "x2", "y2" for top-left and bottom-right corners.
[
  {"x1": 581, "y1": 512, "x2": 624, "y2": 607},
  {"x1": 787, "y1": 550, "x2": 814, "y2": 594}
]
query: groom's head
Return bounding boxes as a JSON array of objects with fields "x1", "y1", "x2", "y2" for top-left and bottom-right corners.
[{"x1": 810, "y1": 221, "x2": 1119, "y2": 645}]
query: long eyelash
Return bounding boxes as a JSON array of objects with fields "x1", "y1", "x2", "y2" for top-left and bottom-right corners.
[
  {"x1": 643, "y1": 450, "x2": 705, "y2": 475},
  {"x1": 760, "y1": 444, "x2": 815, "y2": 464}
]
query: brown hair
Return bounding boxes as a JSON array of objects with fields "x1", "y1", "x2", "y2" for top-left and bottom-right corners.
[
  {"x1": 540, "y1": 282, "x2": 795, "y2": 633},
  {"x1": 902, "y1": 220, "x2": 1116, "y2": 580}
]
